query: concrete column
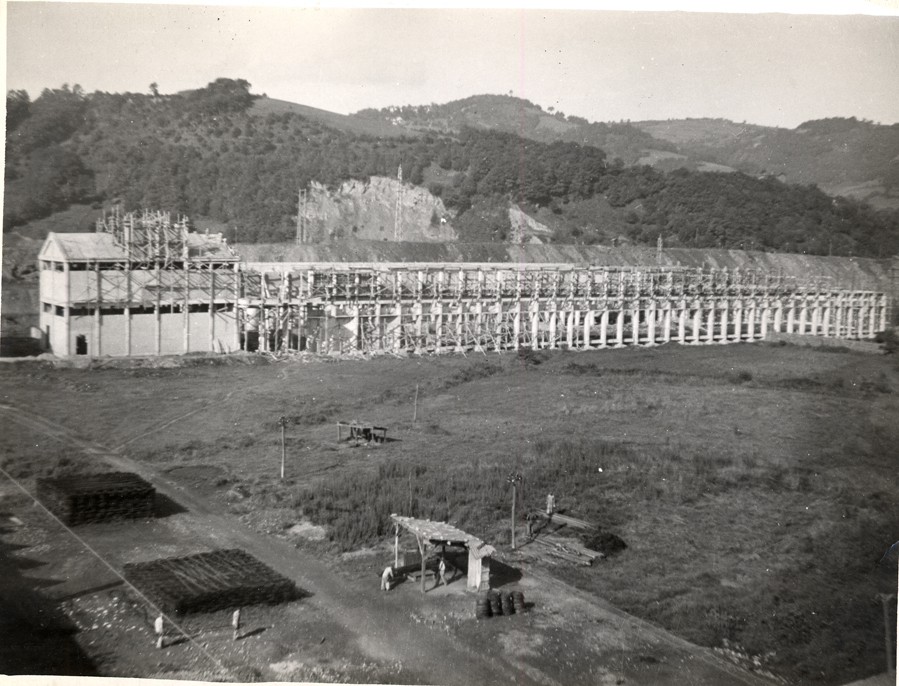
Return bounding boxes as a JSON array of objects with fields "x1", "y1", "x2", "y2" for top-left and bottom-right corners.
[
  {"x1": 869, "y1": 297, "x2": 878, "y2": 337},
  {"x1": 233, "y1": 266, "x2": 241, "y2": 353},
  {"x1": 879, "y1": 294, "x2": 888, "y2": 333},
  {"x1": 719, "y1": 301, "x2": 729, "y2": 344},
  {"x1": 415, "y1": 302, "x2": 424, "y2": 352},
  {"x1": 583, "y1": 310, "x2": 593, "y2": 350},
  {"x1": 798, "y1": 303, "x2": 808, "y2": 336},
  {"x1": 374, "y1": 302, "x2": 383, "y2": 351},
  {"x1": 548, "y1": 307, "x2": 558, "y2": 350},
  {"x1": 209, "y1": 268, "x2": 215, "y2": 352},
  {"x1": 615, "y1": 307, "x2": 625, "y2": 347},
  {"x1": 458, "y1": 305, "x2": 467, "y2": 352},
  {"x1": 155, "y1": 263, "x2": 162, "y2": 355},
  {"x1": 692, "y1": 306, "x2": 702, "y2": 344},
  {"x1": 261, "y1": 305, "x2": 270, "y2": 353},
  {"x1": 566, "y1": 309, "x2": 575, "y2": 349},
  {"x1": 822, "y1": 303, "x2": 831, "y2": 337},
  {"x1": 434, "y1": 302, "x2": 444, "y2": 352},
  {"x1": 599, "y1": 309, "x2": 609, "y2": 348},
  {"x1": 513, "y1": 306, "x2": 521, "y2": 350},
  {"x1": 631, "y1": 306, "x2": 641, "y2": 345},
  {"x1": 835, "y1": 301, "x2": 844, "y2": 338},
  {"x1": 786, "y1": 302, "x2": 796, "y2": 334},
  {"x1": 94, "y1": 262, "x2": 102, "y2": 357},
  {"x1": 706, "y1": 304, "x2": 716, "y2": 344},
  {"x1": 733, "y1": 303, "x2": 743, "y2": 342},
  {"x1": 678, "y1": 305, "x2": 686, "y2": 344},
  {"x1": 63, "y1": 262, "x2": 71, "y2": 356},
  {"x1": 354, "y1": 302, "x2": 362, "y2": 350},
  {"x1": 647, "y1": 301, "x2": 657, "y2": 346},
  {"x1": 663, "y1": 302, "x2": 672, "y2": 343},
  {"x1": 476, "y1": 301, "x2": 487, "y2": 351},
  {"x1": 773, "y1": 302, "x2": 783, "y2": 334},
  {"x1": 746, "y1": 304, "x2": 755, "y2": 341},
  {"x1": 125, "y1": 267, "x2": 132, "y2": 356},
  {"x1": 811, "y1": 302, "x2": 821, "y2": 337}
]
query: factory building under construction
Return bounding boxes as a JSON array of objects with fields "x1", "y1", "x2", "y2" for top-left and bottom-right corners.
[{"x1": 38, "y1": 210, "x2": 895, "y2": 358}]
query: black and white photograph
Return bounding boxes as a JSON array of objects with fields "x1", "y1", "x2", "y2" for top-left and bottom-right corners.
[{"x1": 2, "y1": 1, "x2": 898, "y2": 685}]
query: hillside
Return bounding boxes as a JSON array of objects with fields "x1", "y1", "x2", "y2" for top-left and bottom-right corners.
[
  {"x1": 354, "y1": 94, "x2": 676, "y2": 166},
  {"x1": 634, "y1": 117, "x2": 899, "y2": 210},
  {"x1": 4, "y1": 80, "x2": 899, "y2": 261},
  {"x1": 356, "y1": 98, "x2": 899, "y2": 210}
]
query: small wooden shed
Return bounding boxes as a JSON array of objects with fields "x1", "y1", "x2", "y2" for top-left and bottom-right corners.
[{"x1": 390, "y1": 514, "x2": 496, "y2": 593}]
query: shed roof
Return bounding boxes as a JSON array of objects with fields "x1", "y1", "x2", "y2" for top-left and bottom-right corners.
[{"x1": 390, "y1": 514, "x2": 496, "y2": 559}]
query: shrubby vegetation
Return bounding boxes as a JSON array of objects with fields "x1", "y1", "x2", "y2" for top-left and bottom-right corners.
[{"x1": 5, "y1": 79, "x2": 899, "y2": 257}]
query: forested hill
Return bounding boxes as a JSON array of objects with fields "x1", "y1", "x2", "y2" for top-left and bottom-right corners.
[
  {"x1": 358, "y1": 95, "x2": 899, "y2": 210},
  {"x1": 4, "y1": 79, "x2": 899, "y2": 258}
]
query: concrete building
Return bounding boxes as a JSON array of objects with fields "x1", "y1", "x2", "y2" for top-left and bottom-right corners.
[
  {"x1": 38, "y1": 211, "x2": 893, "y2": 358},
  {"x1": 38, "y1": 212, "x2": 240, "y2": 357}
]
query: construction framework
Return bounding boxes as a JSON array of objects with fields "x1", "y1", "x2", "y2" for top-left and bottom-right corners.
[
  {"x1": 239, "y1": 262, "x2": 890, "y2": 355},
  {"x1": 38, "y1": 211, "x2": 893, "y2": 358}
]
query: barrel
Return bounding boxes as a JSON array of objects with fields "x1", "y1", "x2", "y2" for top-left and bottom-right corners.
[{"x1": 513, "y1": 590, "x2": 526, "y2": 614}]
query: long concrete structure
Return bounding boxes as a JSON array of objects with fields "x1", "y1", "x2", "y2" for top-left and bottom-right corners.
[
  {"x1": 38, "y1": 212, "x2": 893, "y2": 357},
  {"x1": 242, "y1": 261, "x2": 889, "y2": 354}
]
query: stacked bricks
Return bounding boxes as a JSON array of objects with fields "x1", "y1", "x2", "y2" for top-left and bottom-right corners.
[
  {"x1": 123, "y1": 549, "x2": 296, "y2": 616},
  {"x1": 36, "y1": 472, "x2": 155, "y2": 525}
]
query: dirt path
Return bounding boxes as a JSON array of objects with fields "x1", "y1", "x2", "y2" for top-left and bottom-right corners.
[{"x1": 1, "y1": 402, "x2": 776, "y2": 686}]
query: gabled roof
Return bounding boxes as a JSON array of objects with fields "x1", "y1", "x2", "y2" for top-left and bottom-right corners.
[
  {"x1": 390, "y1": 514, "x2": 496, "y2": 559},
  {"x1": 40, "y1": 232, "x2": 128, "y2": 262},
  {"x1": 38, "y1": 232, "x2": 239, "y2": 263}
]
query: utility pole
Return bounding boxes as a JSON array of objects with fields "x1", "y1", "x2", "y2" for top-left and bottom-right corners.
[
  {"x1": 506, "y1": 473, "x2": 522, "y2": 550},
  {"x1": 394, "y1": 165, "x2": 403, "y2": 242},
  {"x1": 278, "y1": 415, "x2": 289, "y2": 479}
]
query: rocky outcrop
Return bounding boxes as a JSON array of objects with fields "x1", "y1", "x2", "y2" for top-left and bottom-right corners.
[
  {"x1": 302, "y1": 177, "x2": 456, "y2": 243},
  {"x1": 508, "y1": 204, "x2": 553, "y2": 244}
]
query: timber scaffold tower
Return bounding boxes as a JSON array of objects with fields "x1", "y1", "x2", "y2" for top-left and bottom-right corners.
[{"x1": 238, "y1": 263, "x2": 890, "y2": 355}]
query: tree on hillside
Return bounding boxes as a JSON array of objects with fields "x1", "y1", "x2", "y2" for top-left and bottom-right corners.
[
  {"x1": 7, "y1": 85, "x2": 86, "y2": 155},
  {"x1": 5, "y1": 90, "x2": 31, "y2": 132}
]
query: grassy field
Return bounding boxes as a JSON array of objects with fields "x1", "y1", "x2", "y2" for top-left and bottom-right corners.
[{"x1": 1, "y1": 341, "x2": 897, "y2": 684}]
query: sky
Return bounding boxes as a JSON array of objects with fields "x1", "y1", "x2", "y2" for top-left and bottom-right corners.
[{"x1": 5, "y1": 1, "x2": 899, "y2": 129}]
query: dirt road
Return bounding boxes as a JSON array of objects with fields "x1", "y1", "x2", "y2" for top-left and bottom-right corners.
[{"x1": 1, "y1": 401, "x2": 776, "y2": 685}]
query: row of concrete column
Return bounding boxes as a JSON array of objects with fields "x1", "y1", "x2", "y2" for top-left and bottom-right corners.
[{"x1": 240, "y1": 294, "x2": 888, "y2": 354}]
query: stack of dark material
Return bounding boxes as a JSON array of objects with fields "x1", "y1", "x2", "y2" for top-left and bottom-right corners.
[
  {"x1": 123, "y1": 549, "x2": 296, "y2": 616},
  {"x1": 36, "y1": 472, "x2": 155, "y2": 525}
]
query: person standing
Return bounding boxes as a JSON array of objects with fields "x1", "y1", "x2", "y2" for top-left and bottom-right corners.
[
  {"x1": 381, "y1": 565, "x2": 394, "y2": 591},
  {"x1": 438, "y1": 558, "x2": 448, "y2": 587},
  {"x1": 546, "y1": 493, "x2": 556, "y2": 515}
]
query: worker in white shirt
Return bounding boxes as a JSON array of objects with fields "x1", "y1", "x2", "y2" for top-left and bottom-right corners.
[
  {"x1": 438, "y1": 558, "x2": 448, "y2": 587},
  {"x1": 381, "y1": 565, "x2": 394, "y2": 591}
]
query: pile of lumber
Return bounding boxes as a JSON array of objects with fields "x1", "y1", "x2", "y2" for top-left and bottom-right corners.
[
  {"x1": 123, "y1": 549, "x2": 296, "y2": 616},
  {"x1": 36, "y1": 472, "x2": 155, "y2": 525},
  {"x1": 531, "y1": 535, "x2": 604, "y2": 566}
]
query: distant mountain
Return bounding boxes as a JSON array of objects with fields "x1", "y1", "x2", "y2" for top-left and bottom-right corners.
[
  {"x1": 633, "y1": 117, "x2": 899, "y2": 210},
  {"x1": 352, "y1": 97, "x2": 899, "y2": 210},
  {"x1": 353, "y1": 94, "x2": 676, "y2": 165},
  {"x1": 4, "y1": 80, "x2": 899, "y2": 261}
]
